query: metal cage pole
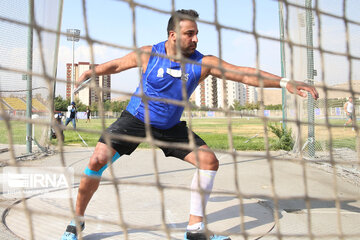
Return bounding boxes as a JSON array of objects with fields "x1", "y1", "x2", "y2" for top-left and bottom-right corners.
[
  {"x1": 26, "y1": 0, "x2": 34, "y2": 153},
  {"x1": 306, "y1": 0, "x2": 316, "y2": 157},
  {"x1": 278, "y1": 1, "x2": 287, "y2": 129}
]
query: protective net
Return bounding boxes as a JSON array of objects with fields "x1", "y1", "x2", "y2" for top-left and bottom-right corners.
[
  {"x1": 0, "y1": 0, "x2": 360, "y2": 240},
  {"x1": 283, "y1": 0, "x2": 360, "y2": 165},
  {"x1": 0, "y1": 0, "x2": 61, "y2": 149}
]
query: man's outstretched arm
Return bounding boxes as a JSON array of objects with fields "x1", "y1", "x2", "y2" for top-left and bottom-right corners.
[
  {"x1": 76, "y1": 46, "x2": 152, "y2": 85},
  {"x1": 201, "y1": 55, "x2": 319, "y2": 100}
]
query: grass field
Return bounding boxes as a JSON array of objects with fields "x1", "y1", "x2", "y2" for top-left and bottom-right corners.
[{"x1": 0, "y1": 117, "x2": 358, "y2": 151}]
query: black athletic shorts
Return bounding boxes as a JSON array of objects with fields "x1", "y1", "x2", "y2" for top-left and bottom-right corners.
[{"x1": 98, "y1": 110, "x2": 207, "y2": 160}]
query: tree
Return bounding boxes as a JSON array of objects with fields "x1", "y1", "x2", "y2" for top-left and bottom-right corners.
[
  {"x1": 90, "y1": 102, "x2": 98, "y2": 112},
  {"x1": 111, "y1": 101, "x2": 122, "y2": 112},
  {"x1": 265, "y1": 104, "x2": 282, "y2": 110},
  {"x1": 103, "y1": 99, "x2": 111, "y2": 111},
  {"x1": 200, "y1": 105, "x2": 210, "y2": 111},
  {"x1": 190, "y1": 101, "x2": 199, "y2": 110},
  {"x1": 232, "y1": 100, "x2": 243, "y2": 111},
  {"x1": 244, "y1": 102, "x2": 260, "y2": 110},
  {"x1": 54, "y1": 95, "x2": 68, "y2": 111},
  {"x1": 118, "y1": 99, "x2": 130, "y2": 112},
  {"x1": 110, "y1": 100, "x2": 129, "y2": 112},
  {"x1": 74, "y1": 99, "x2": 87, "y2": 111}
]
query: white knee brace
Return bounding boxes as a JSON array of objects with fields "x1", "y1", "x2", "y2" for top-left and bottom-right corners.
[{"x1": 190, "y1": 169, "x2": 217, "y2": 217}]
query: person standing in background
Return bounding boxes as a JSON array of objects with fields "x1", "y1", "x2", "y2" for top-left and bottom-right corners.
[
  {"x1": 344, "y1": 96, "x2": 354, "y2": 131},
  {"x1": 86, "y1": 106, "x2": 91, "y2": 123},
  {"x1": 65, "y1": 102, "x2": 77, "y2": 129}
]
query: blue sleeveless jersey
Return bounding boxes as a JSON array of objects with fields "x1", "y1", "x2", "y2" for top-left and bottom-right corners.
[{"x1": 126, "y1": 41, "x2": 203, "y2": 129}]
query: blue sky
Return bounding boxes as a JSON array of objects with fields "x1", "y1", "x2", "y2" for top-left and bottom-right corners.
[
  {"x1": 57, "y1": 0, "x2": 283, "y2": 97},
  {"x1": 56, "y1": 0, "x2": 360, "y2": 98},
  {"x1": 0, "y1": 0, "x2": 359, "y2": 99}
]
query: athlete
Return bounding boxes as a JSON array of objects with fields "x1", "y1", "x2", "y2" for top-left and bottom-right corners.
[
  {"x1": 344, "y1": 96, "x2": 354, "y2": 130},
  {"x1": 65, "y1": 102, "x2": 77, "y2": 129},
  {"x1": 61, "y1": 9, "x2": 319, "y2": 240},
  {"x1": 85, "y1": 106, "x2": 91, "y2": 123}
]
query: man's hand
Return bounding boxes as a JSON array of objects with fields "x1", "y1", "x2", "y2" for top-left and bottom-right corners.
[
  {"x1": 286, "y1": 80, "x2": 319, "y2": 100},
  {"x1": 75, "y1": 71, "x2": 90, "y2": 88},
  {"x1": 74, "y1": 74, "x2": 91, "y2": 94}
]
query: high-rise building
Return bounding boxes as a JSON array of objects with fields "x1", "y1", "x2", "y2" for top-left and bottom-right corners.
[
  {"x1": 66, "y1": 63, "x2": 77, "y2": 99},
  {"x1": 66, "y1": 62, "x2": 111, "y2": 106},
  {"x1": 246, "y1": 85, "x2": 258, "y2": 104},
  {"x1": 194, "y1": 76, "x2": 255, "y2": 109},
  {"x1": 195, "y1": 76, "x2": 218, "y2": 108}
]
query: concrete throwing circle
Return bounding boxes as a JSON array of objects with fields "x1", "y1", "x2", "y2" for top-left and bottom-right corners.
[{"x1": 4, "y1": 184, "x2": 274, "y2": 240}]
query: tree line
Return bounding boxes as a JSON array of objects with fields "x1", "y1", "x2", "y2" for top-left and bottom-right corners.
[
  {"x1": 54, "y1": 95, "x2": 285, "y2": 113},
  {"x1": 54, "y1": 95, "x2": 129, "y2": 112},
  {"x1": 192, "y1": 100, "x2": 283, "y2": 111}
]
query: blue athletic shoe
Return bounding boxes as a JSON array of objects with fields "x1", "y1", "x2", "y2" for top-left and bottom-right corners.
[{"x1": 61, "y1": 220, "x2": 85, "y2": 240}]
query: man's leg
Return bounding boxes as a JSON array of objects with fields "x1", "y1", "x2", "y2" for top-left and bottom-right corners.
[
  {"x1": 72, "y1": 118, "x2": 76, "y2": 129},
  {"x1": 61, "y1": 142, "x2": 119, "y2": 240},
  {"x1": 183, "y1": 146, "x2": 230, "y2": 239},
  {"x1": 65, "y1": 118, "x2": 71, "y2": 127},
  {"x1": 344, "y1": 115, "x2": 353, "y2": 127},
  {"x1": 349, "y1": 115, "x2": 354, "y2": 131},
  {"x1": 76, "y1": 142, "x2": 115, "y2": 215},
  {"x1": 184, "y1": 145, "x2": 218, "y2": 226}
]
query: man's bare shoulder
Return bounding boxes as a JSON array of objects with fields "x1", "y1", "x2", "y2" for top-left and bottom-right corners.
[
  {"x1": 134, "y1": 45, "x2": 153, "y2": 71},
  {"x1": 202, "y1": 55, "x2": 218, "y2": 63},
  {"x1": 139, "y1": 45, "x2": 152, "y2": 52},
  {"x1": 126, "y1": 45, "x2": 152, "y2": 58},
  {"x1": 202, "y1": 55, "x2": 226, "y2": 69},
  {"x1": 199, "y1": 55, "x2": 219, "y2": 80},
  {"x1": 135, "y1": 45, "x2": 152, "y2": 55},
  {"x1": 139, "y1": 46, "x2": 152, "y2": 60}
]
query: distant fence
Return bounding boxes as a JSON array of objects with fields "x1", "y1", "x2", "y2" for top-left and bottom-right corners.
[
  {"x1": 1, "y1": 107, "x2": 357, "y2": 121},
  {"x1": 44, "y1": 107, "x2": 359, "y2": 121},
  {"x1": 183, "y1": 107, "x2": 360, "y2": 120}
]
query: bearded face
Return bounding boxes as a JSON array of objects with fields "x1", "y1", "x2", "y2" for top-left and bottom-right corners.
[{"x1": 177, "y1": 20, "x2": 199, "y2": 57}]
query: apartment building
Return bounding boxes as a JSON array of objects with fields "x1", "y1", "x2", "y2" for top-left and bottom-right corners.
[
  {"x1": 66, "y1": 62, "x2": 111, "y2": 105},
  {"x1": 194, "y1": 76, "x2": 256, "y2": 109}
]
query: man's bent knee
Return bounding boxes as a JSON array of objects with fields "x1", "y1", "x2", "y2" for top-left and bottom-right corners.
[
  {"x1": 85, "y1": 142, "x2": 120, "y2": 177},
  {"x1": 204, "y1": 154, "x2": 219, "y2": 171},
  {"x1": 185, "y1": 145, "x2": 219, "y2": 171}
]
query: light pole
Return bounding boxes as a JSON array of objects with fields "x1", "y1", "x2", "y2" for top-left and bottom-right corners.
[
  {"x1": 26, "y1": 0, "x2": 34, "y2": 153},
  {"x1": 66, "y1": 29, "x2": 80, "y2": 103}
]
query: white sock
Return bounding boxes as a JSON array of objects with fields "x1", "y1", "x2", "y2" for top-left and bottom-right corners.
[
  {"x1": 186, "y1": 222, "x2": 204, "y2": 231},
  {"x1": 190, "y1": 169, "x2": 217, "y2": 217}
]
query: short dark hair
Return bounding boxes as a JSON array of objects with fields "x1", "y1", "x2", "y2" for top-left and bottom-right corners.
[{"x1": 167, "y1": 9, "x2": 199, "y2": 36}]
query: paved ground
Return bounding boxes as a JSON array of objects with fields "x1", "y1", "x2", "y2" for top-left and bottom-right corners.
[{"x1": 0, "y1": 144, "x2": 360, "y2": 239}]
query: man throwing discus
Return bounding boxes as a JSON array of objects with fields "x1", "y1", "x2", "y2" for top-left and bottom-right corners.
[{"x1": 61, "y1": 9, "x2": 318, "y2": 240}]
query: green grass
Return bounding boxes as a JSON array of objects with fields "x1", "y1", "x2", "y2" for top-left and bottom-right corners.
[
  {"x1": 197, "y1": 132, "x2": 277, "y2": 151},
  {"x1": 0, "y1": 117, "x2": 357, "y2": 151},
  {"x1": 325, "y1": 137, "x2": 357, "y2": 151},
  {"x1": 1, "y1": 120, "x2": 27, "y2": 144}
]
